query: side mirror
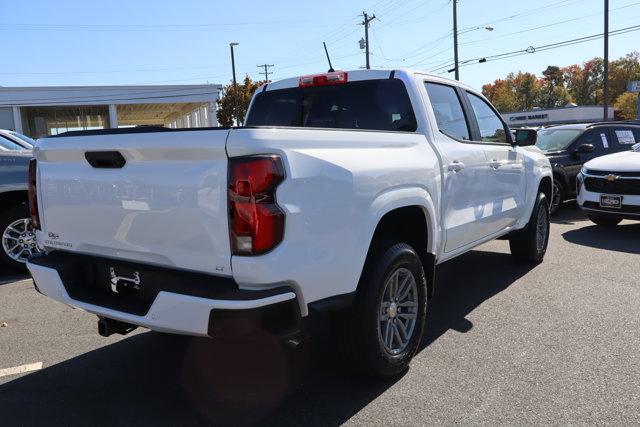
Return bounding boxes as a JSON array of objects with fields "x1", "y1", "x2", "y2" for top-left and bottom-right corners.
[
  {"x1": 514, "y1": 129, "x2": 537, "y2": 146},
  {"x1": 575, "y1": 143, "x2": 594, "y2": 154}
]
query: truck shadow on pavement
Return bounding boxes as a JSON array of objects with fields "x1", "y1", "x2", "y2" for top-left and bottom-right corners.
[
  {"x1": 562, "y1": 222, "x2": 640, "y2": 254},
  {"x1": 0, "y1": 250, "x2": 535, "y2": 427}
]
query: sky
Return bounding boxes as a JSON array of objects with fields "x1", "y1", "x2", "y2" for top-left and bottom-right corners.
[{"x1": 1, "y1": 0, "x2": 639, "y2": 92}]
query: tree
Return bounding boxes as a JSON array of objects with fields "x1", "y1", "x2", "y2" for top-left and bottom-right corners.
[
  {"x1": 482, "y1": 78, "x2": 517, "y2": 112},
  {"x1": 216, "y1": 75, "x2": 264, "y2": 126},
  {"x1": 614, "y1": 92, "x2": 639, "y2": 120},
  {"x1": 608, "y1": 52, "x2": 640, "y2": 105},
  {"x1": 511, "y1": 71, "x2": 542, "y2": 110},
  {"x1": 540, "y1": 66, "x2": 572, "y2": 108}
]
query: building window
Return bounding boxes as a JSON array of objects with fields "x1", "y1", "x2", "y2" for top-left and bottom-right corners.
[{"x1": 21, "y1": 105, "x2": 110, "y2": 138}]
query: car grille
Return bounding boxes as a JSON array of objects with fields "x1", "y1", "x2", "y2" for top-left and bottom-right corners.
[
  {"x1": 584, "y1": 169, "x2": 640, "y2": 178},
  {"x1": 584, "y1": 176, "x2": 640, "y2": 195}
]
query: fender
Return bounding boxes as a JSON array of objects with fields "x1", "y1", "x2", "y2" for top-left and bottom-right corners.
[
  {"x1": 368, "y1": 185, "x2": 439, "y2": 255},
  {"x1": 515, "y1": 166, "x2": 553, "y2": 230}
]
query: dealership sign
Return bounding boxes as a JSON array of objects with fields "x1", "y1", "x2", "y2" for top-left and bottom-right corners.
[
  {"x1": 628, "y1": 81, "x2": 640, "y2": 93},
  {"x1": 509, "y1": 113, "x2": 549, "y2": 122}
]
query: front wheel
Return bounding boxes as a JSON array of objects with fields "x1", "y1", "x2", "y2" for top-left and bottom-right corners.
[
  {"x1": 509, "y1": 192, "x2": 550, "y2": 263},
  {"x1": 338, "y1": 242, "x2": 427, "y2": 378},
  {"x1": 587, "y1": 214, "x2": 622, "y2": 227}
]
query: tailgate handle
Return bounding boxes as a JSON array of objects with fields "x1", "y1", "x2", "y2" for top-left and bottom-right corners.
[{"x1": 85, "y1": 151, "x2": 126, "y2": 169}]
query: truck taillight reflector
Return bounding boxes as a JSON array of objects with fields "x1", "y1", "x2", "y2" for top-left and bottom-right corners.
[
  {"x1": 28, "y1": 158, "x2": 40, "y2": 229},
  {"x1": 228, "y1": 156, "x2": 285, "y2": 255},
  {"x1": 299, "y1": 71, "x2": 348, "y2": 87}
]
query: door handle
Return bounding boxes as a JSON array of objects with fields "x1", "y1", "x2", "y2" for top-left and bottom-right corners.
[
  {"x1": 489, "y1": 159, "x2": 502, "y2": 169},
  {"x1": 447, "y1": 161, "x2": 465, "y2": 173}
]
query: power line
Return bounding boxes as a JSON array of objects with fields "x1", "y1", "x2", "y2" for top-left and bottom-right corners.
[{"x1": 429, "y1": 24, "x2": 640, "y2": 73}]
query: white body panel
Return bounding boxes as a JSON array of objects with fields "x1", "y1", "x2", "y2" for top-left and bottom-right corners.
[{"x1": 29, "y1": 69, "x2": 551, "y2": 335}]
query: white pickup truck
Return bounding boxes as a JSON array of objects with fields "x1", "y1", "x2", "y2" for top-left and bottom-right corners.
[{"x1": 27, "y1": 69, "x2": 552, "y2": 377}]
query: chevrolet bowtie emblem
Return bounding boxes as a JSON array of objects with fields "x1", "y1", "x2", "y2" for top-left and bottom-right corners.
[{"x1": 605, "y1": 174, "x2": 618, "y2": 182}]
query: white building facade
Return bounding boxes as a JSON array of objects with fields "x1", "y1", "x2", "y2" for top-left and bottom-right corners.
[
  {"x1": 502, "y1": 105, "x2": 614, "y2": 128},
  {"x1": 0, "y1": 84, "x2": 221, "y2": 138}
]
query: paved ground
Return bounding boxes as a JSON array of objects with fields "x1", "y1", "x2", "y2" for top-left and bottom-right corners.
[{"x1": 1, "y1": 203, "x2": 639, "y2": 426}]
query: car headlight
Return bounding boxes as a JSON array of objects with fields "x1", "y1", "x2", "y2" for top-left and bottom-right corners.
[{"x1": 581, "y1": 166, "x2": 588, "y2": 175}]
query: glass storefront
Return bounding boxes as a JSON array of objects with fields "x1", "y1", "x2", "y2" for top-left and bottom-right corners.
[{"x1": 21, "y1": 105, "x2": 111, "y2": 138}]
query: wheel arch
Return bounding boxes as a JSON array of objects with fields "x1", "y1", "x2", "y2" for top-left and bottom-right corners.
[{"x1": 361, "y1": 188, "x2": 438, "y2": 298}]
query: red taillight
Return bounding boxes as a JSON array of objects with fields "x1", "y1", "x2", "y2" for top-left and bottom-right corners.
[
  {"x1": 28, "y1": 158, "x2": 40, "y2": 229},
  {"x1": 299, "y1": 71, "x2": 348, "y2": 88},
  {"x1": 228, "y1": 156, "x2": 285, "y2": 255}
]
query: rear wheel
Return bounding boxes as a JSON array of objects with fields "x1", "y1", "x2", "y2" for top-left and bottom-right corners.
[
  {"x1": 0, "y1": 204, "x2": 39, "y2": 271},
  {"x1": 509, "y1": 192, "x2": 550, "y2": 263},
  {"x1": 338, "y1": 242, "x2": 427, "y2": 378},
  {"x1": 587, "y1": 214, "x2": 622, "y2": 227}
]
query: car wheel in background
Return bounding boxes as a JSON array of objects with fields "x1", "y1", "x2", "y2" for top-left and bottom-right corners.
[
  {"x1": 509, "y1": 192, "x2": 550, "y2": 263},
  {"x1": 337, "y1": 241, "x2": 427, "y2": 378},
  {"x1": 0, "y1": 204, "x2": 40, "y2": 271},
  {"x1": 550, "y1": 178, "x2": 564, "y2": 215},
  {"x1": 587, "y1": 214, "x2": 622, "y2": 227}
]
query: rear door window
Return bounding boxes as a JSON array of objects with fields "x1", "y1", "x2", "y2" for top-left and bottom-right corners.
[
  {"x1": 612, "y1": 128, "x2": 638, "y2": 149},
  {"x1": 0, "y1": 135, "x2": 26, "y2": 151},
  {"x1": 246, "y1": 79, "x2": 417, "y2": 132},
  {"x1": 424, "y1": 82, "x2": 470, "y2": 140}
]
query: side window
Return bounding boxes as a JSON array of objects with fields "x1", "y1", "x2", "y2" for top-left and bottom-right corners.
[
  {"x1": 612, "y1": 128, "x2": 638, "y2": 148},
  {"x1": 466, "y1": 92, "x2": 508, "y2": 144},
  {"x1": 578, "y1": 130, "x2": 609, "y2": 152},
  {"x1": 424, "y1": 82, "x2": 470, "y2": 140}
]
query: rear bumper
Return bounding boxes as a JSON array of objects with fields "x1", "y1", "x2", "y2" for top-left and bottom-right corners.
[{"x1": 27, "y1": 252, "x2": 300, "y2": 338}]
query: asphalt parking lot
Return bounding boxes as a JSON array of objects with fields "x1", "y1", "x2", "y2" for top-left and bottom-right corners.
[{"x1": 1, "y1": 203, "x2": 639, "y2": 426}]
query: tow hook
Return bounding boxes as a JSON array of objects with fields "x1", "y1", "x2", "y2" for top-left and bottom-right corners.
[{"x1": 97, "y1": 317, "x2": 137, "y2": 337}]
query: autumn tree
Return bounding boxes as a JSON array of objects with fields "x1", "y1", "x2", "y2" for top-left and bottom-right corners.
[
  {"x1": 540, "y1": 66, "x2": 572, "y2": 108},
  {"x1": 608, "y1": 52, "x2": 640, "y2": 105},
  {"x1": 216, "y1": 75, "x2": 264, "y2": 126},
  {"x1": 614, "y1": 92, "x2": 639, "y2": 120}
]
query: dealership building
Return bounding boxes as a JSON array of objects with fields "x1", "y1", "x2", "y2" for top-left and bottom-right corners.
[
  {"x1": 502, "y1": 105, "x2": 614, "y2": 127},
  {"x1": 0, "y1": 84, "x2": 221, "y2": 138}
]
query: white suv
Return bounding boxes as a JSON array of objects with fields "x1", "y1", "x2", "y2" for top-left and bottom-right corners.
[{"x1": 577, "y1": 142, "x2": 640, "y2": 225}]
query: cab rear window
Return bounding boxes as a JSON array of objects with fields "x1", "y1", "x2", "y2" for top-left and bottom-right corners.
[{"x1": 246, "y1": 79, "x2": 417, "y2": 132}]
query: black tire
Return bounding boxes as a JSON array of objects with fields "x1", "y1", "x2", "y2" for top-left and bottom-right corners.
[
  {"x1": 587, "y1": 214, "x2": 622, "y2": 227},
  {"x1": 509, "y1": 192, "x2": 550, "y2": 263},
  {"x1": 338, "y1": 241, "x2": 427, "y2": 378},
  {"x1": 549, "y1": 178, "x2": 564, "y2": 215},
  {"x1": 0, "y1": 204, "x2": 34, "y2": 271}
]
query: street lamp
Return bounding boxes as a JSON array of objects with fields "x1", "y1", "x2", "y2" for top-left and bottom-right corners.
[{"x1": 229, "y1": 42, "x2": 239, "y2": 125}]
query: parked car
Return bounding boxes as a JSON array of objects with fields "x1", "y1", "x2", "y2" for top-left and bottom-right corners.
[
  {"x1": 0, "y1": 129, "x2": 36, "y2": 150},
  {"x1": 577, "y1": 142, "x2": 640, "y2": 225},
  {"x1": 535, "y1": 122, "x2": 640, "y2": 214},
  {"x1": 0, "y1": 148, "x2": 40, "y2": 270},
  {"x1": 26, "y1": 69, "x2": 552, "y2": 377}
]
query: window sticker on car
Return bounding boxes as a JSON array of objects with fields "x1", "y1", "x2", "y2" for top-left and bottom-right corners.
[
  {"x1": 615, "y1": 130, "x2": 636, "y2": 144},
  {"x1": 600, "y1": 133, "x2": 609, "y2": 148}
]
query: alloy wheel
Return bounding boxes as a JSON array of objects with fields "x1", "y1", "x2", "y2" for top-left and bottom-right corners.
[
  {"x1": 2, "y1": 218, "x2": 40, "y2": 263},
  {"x1": 377, "y1": 267, "x2": 419, "y2": 355}
]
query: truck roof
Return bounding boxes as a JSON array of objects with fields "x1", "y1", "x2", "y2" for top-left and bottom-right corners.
[{"x1": 261, "y1": 68, "x2": 477, "y2": 93}]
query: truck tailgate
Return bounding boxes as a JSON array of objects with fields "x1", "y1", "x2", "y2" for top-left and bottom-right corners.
[{"x1": 35, "y1": 129, "x2": 232, "y2": 276}]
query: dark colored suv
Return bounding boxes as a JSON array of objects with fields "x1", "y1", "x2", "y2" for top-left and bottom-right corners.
[{"x1": 535, "y1": 122, "x2": 640, "y2": 213}]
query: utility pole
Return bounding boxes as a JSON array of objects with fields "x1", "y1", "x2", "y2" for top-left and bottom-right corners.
[
  {"x1": 257, "y1": 64, "x2": 274, "y2": 82},
  {"x1": 229, "y1": 42, "x2": 239, "y2": 125},
  {"x1": 453, "y1": 0, "x2": 459, "y2": 81},
  {"x1": 603, "y1": 0, "x2": 609, "y2": 121},
  {"x1": 361, "y1": 12, "x2": 376, "y2": 70}
]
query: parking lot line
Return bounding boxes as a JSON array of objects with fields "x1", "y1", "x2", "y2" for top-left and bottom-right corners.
[{"x1": 0, "y1": 362, "x2": 43, "y2": 378}]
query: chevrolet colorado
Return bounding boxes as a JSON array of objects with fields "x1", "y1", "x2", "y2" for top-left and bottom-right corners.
[{"x1": 27, "y1": 69, "x2": 552, "y2": 377}]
